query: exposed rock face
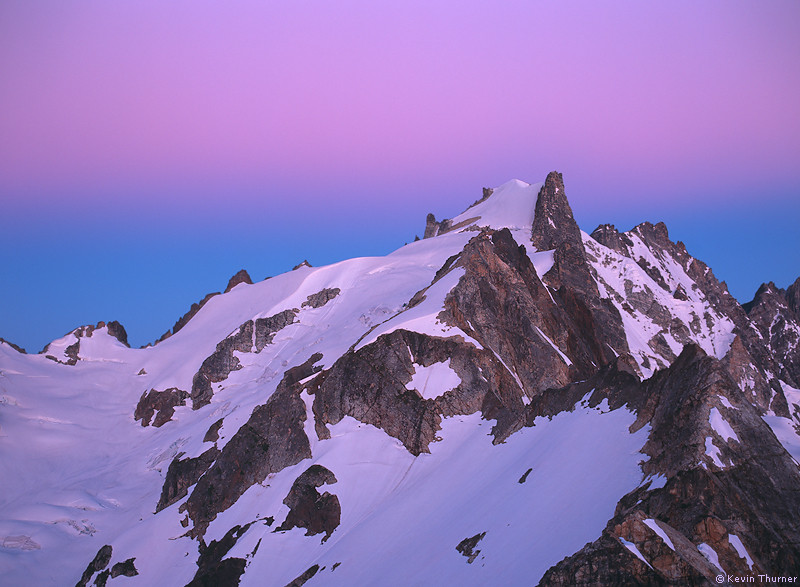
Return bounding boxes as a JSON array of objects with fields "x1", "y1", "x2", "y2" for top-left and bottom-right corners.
[
  {"x1": 186, "y1": 524, "x2": 252, "y2": 587},
  {"x1": 0, "y1": 337, "x2": 26, "y2": 354},
  {"x1": 441, "y1": 228, "x2": 623, "y2": 397},
  {"x1": 530, "y1": 173, "x2": 630, "y2": 363},
  {"x1": 224, "y1": 269, "x2": 253, "y2": 293},
  {"x1": 588, "y1": 217, "x2": 791, "y2": 413},
  {"x1": 190, "y1": 310, "x2": 298, "y2": 409},
  {"x1": 182, "y1": 355, "x2": 320, "y2": 536},
  {"x1": 110, "y1": 558, "x2": 138, "y2": 578},
  {"x1": 743, "y1": 281, "x2": 800, "y2": 388},
  {"x1": 721, "y1": 335, "x2": 779, "y2": 415},
  {"x1": 530, "y1": 171, "x2": 583, "y2": 252},
  {"x1": 285, "y1": 565, "x2": 320, "y2": 587},
  {"x1": 104, "y1": 321, "x2": 129, "y2": 347},
  {"x1": 41, "y1": 320, "x2": 130, "y2": 364},
  {"x1": 540, "y1": 344, "x2": 800, "y2": 584},
  {"x1": 277, "y1": 465, "x2": 340, "y2": 542},
  {"x1": 203, "y1": 418, "x2": 224, "y2": 443},
  {"x1": 293, "y1": 260, "x2": 312, "y2": 270},
  {"x1": 423, "y1": 213, "x2": 455, "y2": 239},
  {"x1": 76, "y1": 544, "x2": 112, "y2": 587},
  {"x1": 134, "y1": 388, "x2": 189, "y2": 427},
  {"x1": 313, "y1": 328, "x2": 527, "y2": 455},
  {"x1": 589, "y1": 223, "x2": 634, "y2": 256},
  {"x1": 156, "y1": 447, "x2": 219, "y2": 513},
  {"x1": 786, "y1": 277, "x2": 800, "y2": 316},
  {"x1": 191, "y1": 321, "x2": 254, "y2": 409},
  {"x1": 301, "y1": 288, "x2": 341, "y2": 309},
  {"x1": 456, "y1": 532, "x2": 486, "y2": 564}
]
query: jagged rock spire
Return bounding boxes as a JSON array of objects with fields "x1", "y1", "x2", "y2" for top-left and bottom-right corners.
[
  {"x1": 224, "y1": 269, "x2": 253, "y2": 293},
  {"x1": 531, "y1": 171, "x2": 583, "y2": 252},
  {"x1": 784, "y1": 276, "x2": 800, "y2": 316}
]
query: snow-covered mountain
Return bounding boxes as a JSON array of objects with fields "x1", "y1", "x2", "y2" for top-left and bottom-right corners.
[{"x1": 1, "y1": 172, "x2": 799, "y2": 586}]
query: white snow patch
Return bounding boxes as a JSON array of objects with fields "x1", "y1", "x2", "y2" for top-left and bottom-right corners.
[
  {"x1": 728, "y1": 534, "x2": 754, "y2": 570},
  {"x1": 697, "y1": 542, "x2": 724, "y2": 572},
  {"x1": 705, "y1": 437, "x2": 727, "y2": 468},
  {"x1": 763, "y1": 382, "x2": 800, "y2": 464},
  {"x1": 535, "y1": 327, "x2": 572, "y2": 366},
  {"x1": 407, "y1": 360, "x2": 462, "y2": 400},
  {"x1": 643, "y1": 519, "x2": 674, "y2": 550},
  {"x1": 531, "y1": 249, "x2": 556, "y2": 278},
  {"x1": 709, "y1": 407, "x2": 739, "y2": 443},
  {"x1": 718, "y1": 396, "x2": 736, "y2": 410},
  {"x1": 619, "y1": 537, "x2": 653, "y2": 569},
  {"x1": 642, "y1": 474, "x2": 668, "y2": 490}
]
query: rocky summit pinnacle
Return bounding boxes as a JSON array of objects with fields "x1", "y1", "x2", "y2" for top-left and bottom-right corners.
[
  {"x1": 224, "y1": 269, "x2": 253, "y2": 293},
  {"x1": 530, "y1": 171, "x2": 583, "y2": 252}
]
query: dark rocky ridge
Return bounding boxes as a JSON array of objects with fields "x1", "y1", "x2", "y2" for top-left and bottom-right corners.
[
  {"x1": 76, "y1": 544, "x2": 112, "y2": 587},
  {"x1": 539, "y1": 344, "x2": 800, "y2": 584},
  {"x1": 186, "y1": 523, "x2": 252, "y2": 587},
  {"x1": 0, "y1": 337, "x2": 27, "y2": 354},
  {"x1": 589, "y1": 218, "x2": 792, "y2": 414},
  {"x1": 743, "y1": 281, "x2": 800, "y2": 388},
  {"x1": 153, "y1": 292, "x2": 220, "y2": 346},
  {"x1": 313, "y1": 328, "x2": 527, "y2": 455},
  {"x1": 181, "y1": 354, "x2": 322, "y2": 536},
  {"x1": 224, "y1": 269, "x2": 253, "y2": 293},
  {"x1": 301, "y1": 287, "x2": 340, "y2": 309},
  {"x1": 786, "y1": 277, "x2": 800, "y2": 316},
  {"x1": 156, "y1": 446, "x2": 219, "y2": 513}
]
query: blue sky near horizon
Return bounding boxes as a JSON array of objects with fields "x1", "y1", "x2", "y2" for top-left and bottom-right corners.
[{"x1": 1, "y1": 1, "x2": 799, "y2": 353}]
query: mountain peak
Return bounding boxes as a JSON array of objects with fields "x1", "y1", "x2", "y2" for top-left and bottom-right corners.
[
  {"x1": 224, "y1": 269, "x2": 253, "y2": 293},
  {"x1": 530, "y1": 171, "x2": 582, "y2": 251}
]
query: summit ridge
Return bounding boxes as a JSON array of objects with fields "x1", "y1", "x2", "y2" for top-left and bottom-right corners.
[{"x1": 1, "y1": 172, "x2": 798, "y2": 586}]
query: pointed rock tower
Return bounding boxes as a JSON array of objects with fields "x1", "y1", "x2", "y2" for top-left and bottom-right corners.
[
  {"x1": 530, "y1": 171, "x2": 583, "y2": 252},
  {"x1": 530, "y1": 171, "x2": 630, "y2": 364}
]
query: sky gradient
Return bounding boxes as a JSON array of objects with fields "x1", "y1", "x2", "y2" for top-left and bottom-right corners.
[{"x1": 1, "y1": 1, "x2": 799, "y2": 353}]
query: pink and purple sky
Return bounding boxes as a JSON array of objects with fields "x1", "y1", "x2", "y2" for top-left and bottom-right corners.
[{"x1": 2, "y1": 1, "x2": 799, "y2": 352}]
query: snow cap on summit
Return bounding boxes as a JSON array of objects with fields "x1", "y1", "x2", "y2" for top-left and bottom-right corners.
[{"x1": 530, "y1": 171, "x2": 582, "y2": 251}]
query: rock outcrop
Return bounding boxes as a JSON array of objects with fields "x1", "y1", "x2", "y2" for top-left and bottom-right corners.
[
  {"x1": 531, "y1": 173, "x2": 630, "y2": 363},
  {"x1": 277, "y1": 465, "x2": 341, "y2": 542},
  {"x1": 224, "y1": 269, "x2": 253, "y2": 293},
  {"x1": 301, "y1": 288, "x2": 340, "y2": 309},
  {"x1": 539, "y1": 344, "x2": 800, "y2": 584},
  {"x1": 743, "y1": 280, "x2": 800, "y2": 389},
  {"x1": 134, "y1": 388, "x2": 189, "y2": 427},
  {"x1": 76, "y1": 544, "x2": 112, "y2": 587},
  {"x1": 0, "y1": 337, "x2": 26, "y2": 354},
  {"x1": 190, "y1": 309, "x2": 298, "y2": 409},
  {"x1": 182, "y1": 355, "x2": 320, "y2": 536},
  {"x1": 313, "y1": 328, "x2": 527, "y2": 455}
]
